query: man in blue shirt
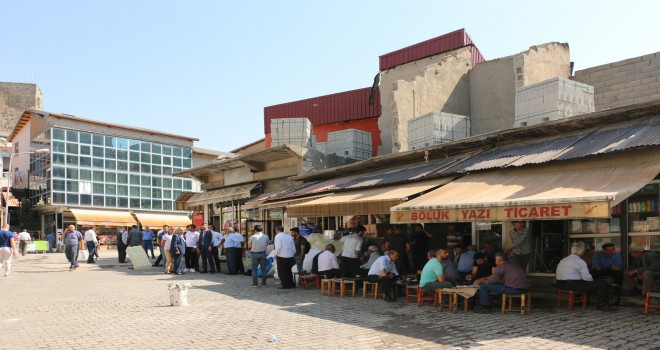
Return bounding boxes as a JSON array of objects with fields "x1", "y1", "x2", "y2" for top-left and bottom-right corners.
[
  {"x1": 367, "y1": 250, "x2": 400, "y2": 302},
  {"x1": 0, "y1": 224, "x2": 18, "y2": 277},
  {"x1": 61, "y1": 224, "x2": 84, "y2": 271},
  {"x1": 142, "y1": 226, "x2": 156, "y2": 259},
  {"x1": 591, "y1": 243, "x2": 623, "y2": 294}
]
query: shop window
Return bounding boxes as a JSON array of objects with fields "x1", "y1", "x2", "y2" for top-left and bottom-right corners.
[{"x1": 628, "y1": 182, "x2": 660, "y2": 251}]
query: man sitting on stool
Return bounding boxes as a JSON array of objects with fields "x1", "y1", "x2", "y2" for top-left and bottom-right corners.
[
  {"x1": 419, "y1": 249, "x2": 453, "y2": 293},
  {"x1": 474, "y1": 253, "x2": 528, "y2": 313},
  {"x1": 317, "y1": 244, "x2": 340, "y2": 278},
  {"x1": 367, "y1": 250, "x2": 400, "y2": 302},
  {"x1": 556, "y1": 242, "x2": 616, "y2": 312},
  {"x1": 591, "y1": 243, "x2": 623, "y2": 287}
]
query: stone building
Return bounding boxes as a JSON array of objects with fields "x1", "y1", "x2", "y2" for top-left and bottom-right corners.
[{"x1": 0, "y1": 82, "x2": 42, "y2": 137}]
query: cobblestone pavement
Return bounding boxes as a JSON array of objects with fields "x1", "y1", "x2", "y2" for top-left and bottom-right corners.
[{"x1": 1, "y1": 253, "x2": 659, "y2": 350}]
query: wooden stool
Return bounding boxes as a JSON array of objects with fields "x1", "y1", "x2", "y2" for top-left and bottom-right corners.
[
  {"x1": 405, "y1": 285, "x2": 419, "y2": 303},
  {"x1": 321, "y1": 279, "x2": 333, "y2": 296},
  {"x1": 644, "y1": 292, "x2": 660, "y2": 315},
  {"x1": 502, "y1": 292, "x2": 532, "y2": 315},
  {"x1": 417, "y1": 287, "x2": 437, "y2": 307},
  {"x1": 340, "y1": 278, "x2": 357, "y2": 297},
  {"x1": 299, "y1": 274, "x2": 317, "y2": 289},
  {"x1": 331, "y1": 278, "x2": 344, "y2": 297},
  {"x1": 436, "y1": 289, "x2": 456, "y2": 312},
  {"x1": 363, "y1": 281, "x2": 380, "y2": 299},
  {"x1": 556, "y1": 289, "x2": 587, "y2": 309}
]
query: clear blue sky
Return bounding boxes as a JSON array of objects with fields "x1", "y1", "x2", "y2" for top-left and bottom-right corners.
[{"x1": 1, "y1": 1, "x2": 658, "y2": 151}]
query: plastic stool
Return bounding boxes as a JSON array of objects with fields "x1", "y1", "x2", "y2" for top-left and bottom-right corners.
[{"x1": 556, "y1": 289, "x2": 587, "y2": 309}]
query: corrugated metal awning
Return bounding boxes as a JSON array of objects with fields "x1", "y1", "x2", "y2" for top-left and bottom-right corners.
[
  {"x1": 134, "y1": 213, "x2": 191, "y2": 228},
  {"x1": 70, "y1": 209, "x2": 136, "y2": 226},
  {"x1": 287, "y1": 179, "x2": 451, "y2": 217},
  {"x1": 391, "y1": 150, "x2": 660, "y2": 223},
  {"x1": 259, "y1": 194, "x2": 332, "y2": 211},
  {"x1": 187, "y1": 183, "x2": 258, "y2": 206}
]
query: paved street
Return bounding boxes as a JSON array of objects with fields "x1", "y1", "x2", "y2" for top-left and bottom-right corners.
[{"x1": 1, "y1": 252, "x2": 659, "y2": 350}]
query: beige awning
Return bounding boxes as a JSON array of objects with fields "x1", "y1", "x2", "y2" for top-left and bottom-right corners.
[
  {"x1": 134, "y1": 213, "x2": 191, "y2": 228},
  {"x1": 70, "y1": 209, "x2": 136, "y2": 226},
  {"x1": 391, "y1": 152, "x2": 660, "y2": 223},
  {"x1": 259, "y1": 194, "x2": 332, "y2": 211},
  {"x1": 186, "y1": 183, "x2": 258, "y2": 206},
  {"x1": 286, "y1": 179, "x2": 451, "y2": 217}
]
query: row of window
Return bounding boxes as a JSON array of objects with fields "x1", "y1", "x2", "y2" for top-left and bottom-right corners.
[
  {"x1": 52, "y1": 180, "x2": 183, "y2": 199},
  {"x1": 51, "y1": 192, "x2": 175, "y2": 210},
  {"x1": 52, "y1": 155, "x2": 186, "y2": 175},
  {"x1": 52, "y1": 141, "x2": 192, "y2": 165},
  {"x1": 52, "y1": 128, "x2": 192, "y2": 158},
  {"x1": 51, "y1": 167, "x2": 192, "y2": 190}
]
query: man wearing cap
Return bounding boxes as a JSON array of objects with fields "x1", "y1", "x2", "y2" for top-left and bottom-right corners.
[
  {"x1": 625, "y1": 244, "x2": 660, "y2": 296},
  {"x1": 339, "y1": 225, "x2": 366, "y2": 278},
  {"x1": 505, "y1": 221, "x2": 531, "y2": 271},
  {"x1": 359, "y1": 245, "x2": 380, "y2": 276}
]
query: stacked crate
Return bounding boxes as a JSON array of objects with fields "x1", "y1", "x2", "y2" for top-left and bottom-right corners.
[
  {"x1": 270, "y1": 118, "x2": 313, "y2": 148},
  {"x1": 407, "y1": 112, "x2": 471, "y2": 150},
  {"x1": 326, "y1": 129, "x2": 372, "y2": 160},
  {"x1": 514, "y1": 77, "x2": 595, "y2": 127}
]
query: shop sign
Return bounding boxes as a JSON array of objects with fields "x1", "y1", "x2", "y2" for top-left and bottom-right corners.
[
  {"x1": 192, "y1": 213, "x2": 204, "y2": 228},
  {"x1": 392, "y1": 201, "x2": 611, "y2": 223},
  {"x1": 269, "y1": 209, "x2": 283, "y2": 219}
]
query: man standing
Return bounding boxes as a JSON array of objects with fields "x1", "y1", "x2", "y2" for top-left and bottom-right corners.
[
  {"x1": 184, "y1": 224, "x2": 199, "y2": 273},
  {"x1": 625, "y1": 244, "x2": 660, "y2": 296},
  {"x1": 273, "y1": 226, "x2": 296, "y2": 289},
  {"x1": 367, "y1": 250, "x2": 400, "y2": 302},
  {"x1": 224, "y1": 227, "x2": 245, "y2": 275},
  {"x1": 210, "y1": 224, "x2": 222, "y2": 272},
  {"x1": 116, "y1": 227, "x2": 128, "y2": 263},
  {"x1": 61, "y1": 225, "x2": 84, "y2": 271},
  {"x1": 248, "y1": 225, "x2": 269, "y2": 287},
  {"x1": 419, "y1": 249, "x2": 454, "y2": 293},
  {"x1": 18, "y1": 229, "x2": 31, "y2": 256},
  {"x1": 290, "y1": 228, "x2": 308, "y2": 274},
  {"x1": 382, "y1": 226, "x2": 410, "y2": 276},
  {"x1": 198, "y1": 223, "x2": 215, "y2": 274},
  {"x1": 0, "y1": 224, "x2": 18, "y2": 277},
  {"x1": 142, "y1": 226, "x2": 156, "y2": 259},
  {"x1": 474, "y1": 253, "x2": 529, "y2": 313},
  {"x1": 556, "y1": 243, "x2": 615, "y2": 311},
  {"x1": 84, "y1": 226, "x2": 98, "y2": 264},
  {"x1": 153, "y1": 225, "x2": 169, "y2": 267},
  {"x1": 339, "y1": 226, "x2": 365, "y2": 277},
  {"x1": 127, "y1": 225, "x2": 142, "y2": 248},
  {"x1": 170, "y1": 228, "x2": 186, "y2": 275},
  {"x1": 410, "y1": 224, "x2": 433, "y2": 275},
  {"x1": 506, "y1": 221, "x2": 531, "y2": 271},
  {"x1": 163, "y1": 228, "x2": 174, "y2": 274}
]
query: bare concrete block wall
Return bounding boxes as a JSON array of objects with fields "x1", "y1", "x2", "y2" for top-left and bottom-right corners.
[
  {"x1": 573, "y1": 52, "x2": 660, "y2": 110},
  {"x1": 470, "y1": 42, "x2": 570, "y2": 136},
  {"x1": 378, "y1": 46, "x2": 474, "y2": 155},
  {"x1": 0, "y1": 82, "x2": 42, "y2": 137}
]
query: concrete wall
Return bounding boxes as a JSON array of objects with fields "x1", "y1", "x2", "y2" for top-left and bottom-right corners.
[
  {"x1": 378, "y1": 46, "x2": 474, "y2": 154},
  {"x1": 469, "y1": 42, "x2": 570, "y2": 135},
  {"x1": 0, "y1": 82, "x2": 42, "y2": 137},
  {"x1": 10, "y1": 119, "x2": 32, "y2": 189},
  {"x1": 573, "y1": 52, "x2": 660, "y2": 110}
]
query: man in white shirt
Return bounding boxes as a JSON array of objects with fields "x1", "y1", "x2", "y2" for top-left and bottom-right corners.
[
  {"x1": 368, "y1": 250, "x2": 400, "y2": 302},
  {"x1": 18, "y1": 230, "x2": 31, "y2": 256},
  {"x1": 248, "y1": 225, "x2": 270, "y2": 287},
  {"x1": 210, "y1": 224, "x2": 223, "y2": 273},
  {"x1": 339, "y1": 225, "x2": 366, "y2": 278},
  {"x1": 83, "y1": 226, "x2": 98, "y2": 264},
  {"x1": 273, "y1": 226, "x2": 296, "y2": 289},
  {"x1": 359, "y1": 245, "x2": 380, "y2": 276},
  {"x1": 224, "y1": 227, "x2": 245, "y2": 275},
  {"x1": 318, "y1": 244, "x2": 340, "y2": 278},
  {"x1": 163, "y1": 228, "x2": 174, "y2": 274},
  {"x1": 184, "y1": 225, "x2": 200, "y2": 272},
  {"x1": 153, "y1": 225, "x2": 169, "y2": 267},
  {"x1": 556, "y1": 243, "x2": 615, "y2": 311}
]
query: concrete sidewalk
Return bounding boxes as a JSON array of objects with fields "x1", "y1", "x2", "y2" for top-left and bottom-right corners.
[{"x1": 1, "y1": 253, "x2": 658, "y2": 350}]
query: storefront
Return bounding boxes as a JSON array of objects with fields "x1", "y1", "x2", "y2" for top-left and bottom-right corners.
[{"x1": 390, "y1": 150, "x2": 660, "y2": 274}]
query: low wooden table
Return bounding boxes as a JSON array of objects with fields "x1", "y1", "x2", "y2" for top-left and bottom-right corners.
[{"x1": 437, "y1": 286, "x2": 479, "y2": 312}]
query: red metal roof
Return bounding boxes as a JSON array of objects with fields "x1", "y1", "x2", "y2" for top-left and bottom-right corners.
[
  {"x1": 264, "y1": 87, "x2": 381, "y2": 134},
  {"x1": 379, "y1": 28, "x2": 485, "y2": 71}
]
